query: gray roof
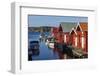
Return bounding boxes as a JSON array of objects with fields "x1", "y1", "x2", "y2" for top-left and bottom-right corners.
[{"x1": 60, "y1": 22, "x2": 77, "y2": 32}]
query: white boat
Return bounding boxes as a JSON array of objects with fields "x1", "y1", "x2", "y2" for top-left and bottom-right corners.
[{"x1": 48, "y1": 42, "x2": 54, "y2": 49}]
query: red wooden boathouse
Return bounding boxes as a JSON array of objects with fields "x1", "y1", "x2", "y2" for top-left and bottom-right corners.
[{"x1": 70, "y1": 22, "x2": 88, "y2": 53}]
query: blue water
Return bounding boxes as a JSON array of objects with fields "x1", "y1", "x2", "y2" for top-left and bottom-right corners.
[
  {"x1": 28, "y1": 32, "x2": 59, "y2": 60},
  {"x1": 28, "y1": 32, "x2": 40, "y2": 41}
]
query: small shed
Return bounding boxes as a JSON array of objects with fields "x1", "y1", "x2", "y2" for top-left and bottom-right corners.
[
  {"x1": 70, "y1": 22, "x2": 88, "y2": 52},
  {"x1": 60, "y1": 22, "x2": 77, "y2": 44}
]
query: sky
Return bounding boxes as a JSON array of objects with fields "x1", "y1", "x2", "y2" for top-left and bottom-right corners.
[{"x1": 28, "y1": 15, "x2": 88, "y2": 27}]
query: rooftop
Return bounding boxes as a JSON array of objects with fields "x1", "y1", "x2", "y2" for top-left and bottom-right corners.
[{"x1": 60, "y1": 22, "x2": 77, "y2": 32}]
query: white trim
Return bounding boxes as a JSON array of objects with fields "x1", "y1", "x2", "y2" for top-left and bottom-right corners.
[
  {"x1": 75, "y1": 37, "x2": 77, "y2": 47},
  {"x1": 82, "y1": 37, "x2": 84, "y2": 49},
  {"x1": 76, "y1": 23, "x2": 83, "y2": 32},
  {"x1": 70, "y1": 28, "x2": 77, "y2": 35},
  {"x1": 64, "y1": 34, "x2": 67, "y2": 43}
]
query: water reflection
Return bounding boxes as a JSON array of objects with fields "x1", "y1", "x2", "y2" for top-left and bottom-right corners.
[
  {"x1": 28, "y1": 32, "x2": 87, "y2": 61},
  {"x1": 28, "y1": 32, "x2": 59, "y2": 60}
]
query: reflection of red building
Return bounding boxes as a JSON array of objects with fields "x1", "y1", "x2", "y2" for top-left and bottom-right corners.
[{"x1": 70, "y1": 22, "x2": 88, "y2": 53}]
